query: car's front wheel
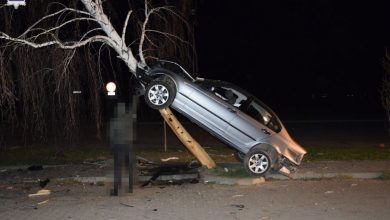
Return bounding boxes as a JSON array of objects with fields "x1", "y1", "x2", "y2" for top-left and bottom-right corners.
[
  {"x1": 145, "y1": 76, "x2": 176, "y2": 109},
  {"x1": 244, "y1": 147, "x2": 272, "y2": 176}
]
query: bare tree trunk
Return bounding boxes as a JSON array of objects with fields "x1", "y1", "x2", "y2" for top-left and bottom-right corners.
[{"x1": 159, "y1": 108, "x2": 216, "y2": 169}]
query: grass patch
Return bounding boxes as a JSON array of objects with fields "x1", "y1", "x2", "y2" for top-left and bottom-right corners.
[
  {"x1": 51, "y1": 178, "x2": 82, "y2": 185},
  {"x1": 303, "y1": 142, "x2": 390, "y2": 161},
  {"x1": 0, "y1": 145, "x2": 112, "y2": 166},
  {"x1": 1, "y1": 140, "x2": 390, "y2": 166}
]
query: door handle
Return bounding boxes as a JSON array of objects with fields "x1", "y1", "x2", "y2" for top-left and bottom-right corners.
[
  {"x1": 261, "y1": 128, "x2": 271, "y2": 135},
  {"x1": 227, "y1": 107, "x2": 237, "y2": 113}
]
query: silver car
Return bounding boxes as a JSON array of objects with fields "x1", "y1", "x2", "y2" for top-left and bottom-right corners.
[{"x1": 140, "y1": 60, "x2": 306, "y2": 176}]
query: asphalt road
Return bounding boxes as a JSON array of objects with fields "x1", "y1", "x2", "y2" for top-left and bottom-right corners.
[{"x1": 1, "y1": 179, "x2": 389, "y2": 220}]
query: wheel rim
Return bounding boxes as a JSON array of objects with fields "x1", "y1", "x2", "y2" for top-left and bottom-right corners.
[
  {"x1": 148, "y1": 84, "x2": 169, "y2": 106},
  {"x1": 248, "y1": 153, "x2": 269, "y2": 174}
]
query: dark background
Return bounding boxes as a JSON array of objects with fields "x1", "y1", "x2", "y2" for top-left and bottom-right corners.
[{"x1": 194, "y1": 0, "x2": 390, "y2": 120}]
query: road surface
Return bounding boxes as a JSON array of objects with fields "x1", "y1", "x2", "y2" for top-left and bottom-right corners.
[{"x1": 1, "y1": 179, "x2": 389, "y2": 220}]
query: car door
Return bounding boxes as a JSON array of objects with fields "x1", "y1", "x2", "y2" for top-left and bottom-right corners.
[
  {"x1": 181, "y1": 82, "x2": 238, "y2": 143},
  {"x1": 229, "y1": 98, "x2": 280, "y2": 147}
]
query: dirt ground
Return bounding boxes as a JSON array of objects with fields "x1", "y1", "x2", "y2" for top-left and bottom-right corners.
[{"x1": 1, "y1": 179, "x2": 389, "y2": 220}]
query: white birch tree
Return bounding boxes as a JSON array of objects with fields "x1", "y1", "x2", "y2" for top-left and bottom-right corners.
[{"x1": 0, "y1": 0, "x2": 215, "y2": 168}]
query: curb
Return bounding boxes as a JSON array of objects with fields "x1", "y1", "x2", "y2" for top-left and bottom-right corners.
[{"x1": 50, "y1": 171, "x2": 385, "y2": 187}]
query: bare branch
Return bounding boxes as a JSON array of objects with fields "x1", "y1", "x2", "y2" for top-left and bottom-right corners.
[
  {"x1": 145, "y1": 29, "x2": 190, "y2": 45},
  {"x1": 0, "y1": 33, "x2": 114, "y2": 49},
  {"x1": 32, "y1": 17, "x2": 97, "y2": 40},
  {"x1": 121, "y1": 10, "x2": 133, "y2": 45},
  {"x1": 18, "y1": 8, "x2": 94, "y2": 38},
  {"x1": 139, "y1": 5, "x2": 167, "y2": 65}
]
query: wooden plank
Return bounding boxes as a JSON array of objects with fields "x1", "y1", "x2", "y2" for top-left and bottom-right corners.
[{"x1": 159, "y1": 108, "x2": 216, "y2": 169}]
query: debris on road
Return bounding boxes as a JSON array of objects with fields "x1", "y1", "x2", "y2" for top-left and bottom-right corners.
[
  {"x1": 237, "y1": 177, "x2": 265, "y2": 186},
  {"x1": 231, "y1": 204, "x2": 245, "y2": 210},
  {"x1": 161, "y1": 157, "x2": 179, "y2": 162},
  {"x1": 28, "y1": 189, "x2": 51, "y2": 197},
  {"x1": 140, "y1": 162, "x2": 201, "y2": 187},
  {"x1": 120, "y1": 202, "x2": 134, "y2": 207},
  {"x1": 324, "y1": 190, "x2": 334, "y2": 194},
  {"x1": 232, "y1": 194, "x2": 244, "y2": 198},
  {"x1": 37, "y1": 199, "x2": 49, "y2": 205},
  {"x1": 38, "y1": 178, "x2": 50, "y2": 188}
]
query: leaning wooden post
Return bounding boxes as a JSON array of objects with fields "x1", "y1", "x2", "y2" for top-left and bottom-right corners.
[{"x1": 159, "y1": 107, "x2": 216, "y2": 169}]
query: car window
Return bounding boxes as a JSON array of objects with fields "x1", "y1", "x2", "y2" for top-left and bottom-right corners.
[
  {"x1": 246, "y1": 101, "x2": 271, "y2": 125},
  {"x1": 205, "y1": 85, "x2": 248, "y2": 107},
  {"x1": 245, "y1": 100, "x2": 281, "y2": 132}
]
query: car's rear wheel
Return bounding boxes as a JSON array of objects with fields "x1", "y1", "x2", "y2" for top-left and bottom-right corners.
[
  {"x1": 244, "y1": 147, "x2": 272, "y2": 176},
  {"x1": 145, "y1": 76, "x2": 176, "y2": 109}
]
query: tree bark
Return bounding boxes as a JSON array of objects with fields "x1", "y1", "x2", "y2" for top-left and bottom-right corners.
[{"x1": 159, "y1": 107, "x2": 216, "y2": 169}]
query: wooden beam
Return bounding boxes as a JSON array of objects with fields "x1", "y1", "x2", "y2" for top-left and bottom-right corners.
[{"x1": 159, "y1": 108, "x2": 216, "y2": 169}]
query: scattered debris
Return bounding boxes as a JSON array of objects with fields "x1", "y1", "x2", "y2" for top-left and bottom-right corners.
[
  {"x1": 161, "y1": 157, "x2": 179, "y2": 162},
  {"x1": 324, "y1": 191, "x2": 334, "y2": 194},
  {"x1": 37, "y1": 200, "x2": 49, "y2": 205},
  {"x1": 224, "y1": 167, "x2": 229, "y2": 172},
  {"x1": 39, "y1": 178, "x2": 50, "y2": 188},
  {"x1": 28, "y1": 189, "x2": 51, "y2": 197},
  {"x1": 152, "y1": 209, "x2": 158, "y2": 211},
  {"x1": 190, "y1": 179, "x2": 199, "y2": 184},
  {"x1": 28, "y1": 165, "x2": 43, "y2": 171},
  {"x1": 232, "y1": 194, "x2": 244, "y2": 198},
  {"x1": 237, "y1": 177, "x2": 265, "y2": 186},
  {"x1": 141, "y1": 162, "x2": 201, "y2": 187},
  {"x1": 0, "y1": 169, "x2": 7, "y2": 173},
  {"x1": 6, "y1": 186, "x2": 13, "y2": 190},
  {"x1": 351, "y1": 183, "x2": 358, "y2": 187},
  {"x1": 120, "y1": 202, "x2": 134, "y2": 207},
  {"x1": 230, "y1": 204, "x2": 245, "y2": 210}
]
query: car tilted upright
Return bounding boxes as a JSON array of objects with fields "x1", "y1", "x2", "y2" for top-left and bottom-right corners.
[{"x1": 138, "y1": 60, "x2": 307, "y2": 176}]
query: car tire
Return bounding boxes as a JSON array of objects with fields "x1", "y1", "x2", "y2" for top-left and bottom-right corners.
[
  {"x1": 144, "y1": 76, "x2": 176, "y2": 110},
  {"x1": 234, "y1": 151, "x2": 245, "y2": 163},
  {"x1": 244, "y1": 147, "x2": 272, "y2": 176}
]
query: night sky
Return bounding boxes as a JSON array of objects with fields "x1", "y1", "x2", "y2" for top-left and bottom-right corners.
[{"x1": 195, "y1": 0, "x2": 390, "y2": 119}]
